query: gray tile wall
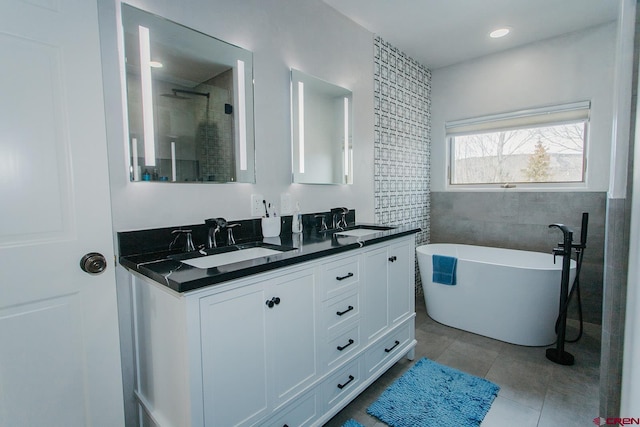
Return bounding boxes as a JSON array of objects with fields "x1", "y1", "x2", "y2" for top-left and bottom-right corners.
[
  {"x1": 373, "y1": 36, "x2": 431, "y2": 292},
  {"x1": 430, "y1": 191, "x2": 607, "y2": 325},
  {"x1": 600, "y1": 198, "x2": 632, "y2": 417},
  {"x1": 599, "y1": 5, "x2": 639, "y2": 415}
]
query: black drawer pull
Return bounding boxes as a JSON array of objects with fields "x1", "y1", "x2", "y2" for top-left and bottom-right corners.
[
  {"x1": 337, "y1": 305, "x2": 354, "y2": 316},
  {"x1": 384, "y1": 340, "x2": 400, "y2": 353},
  {"x1": 337, "y1": 339, "x2": 354, "y2": 351},
  {"x1": 388, "y1": 256, "x2": 397, "y2": 262},
  {"x1": 337, "y1": 374, "x2": 355, "y2": 389},
  {"x1": 336, "y1": 272, "x2": 354, "y2": 281}
]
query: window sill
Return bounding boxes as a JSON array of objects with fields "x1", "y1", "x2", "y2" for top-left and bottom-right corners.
[{"x1": 445, "y1": 182, "x2": 589, "y2": 192}]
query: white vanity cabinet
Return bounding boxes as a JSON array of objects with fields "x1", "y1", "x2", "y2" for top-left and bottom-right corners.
[
  {"x1": 363, "y1": 239, "x2": 413, "y2": 342},
  {"x1": 131, "y1": 235, "x2": 416, "y2": 427},
  {"x1": 199, "y1": 267, "x2": 318, "y2": 427}
]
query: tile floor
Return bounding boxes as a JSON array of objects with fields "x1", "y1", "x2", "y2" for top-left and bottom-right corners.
[{"x1": 324, "y1": 296, "x2": 601, "y2": 427}]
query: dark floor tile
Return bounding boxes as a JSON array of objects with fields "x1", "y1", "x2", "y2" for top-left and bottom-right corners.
[
  {"x1": 323, "y1": 297, "x2": 601, "y2": 427},
  {"x1": 435, "y1": 339, "x2": 499, "y2": 378}
]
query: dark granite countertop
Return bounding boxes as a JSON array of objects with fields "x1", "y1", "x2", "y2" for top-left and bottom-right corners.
[{"x1": 119, "y1": 223, "x2": 420, "y2": 293}]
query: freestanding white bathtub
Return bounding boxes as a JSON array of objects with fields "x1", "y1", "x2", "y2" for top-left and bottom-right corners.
[{"x1": 416, "y1": 243, "x2": 576, "y2": 346}]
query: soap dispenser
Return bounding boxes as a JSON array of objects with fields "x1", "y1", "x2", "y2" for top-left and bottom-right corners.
[{"x1": 292, "y1": 202, "x2": 302, "y2": 233}]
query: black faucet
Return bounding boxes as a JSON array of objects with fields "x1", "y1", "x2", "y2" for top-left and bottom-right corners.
[
  {"x1": 550, "y1": 223, "x2": 573, "y2": 262},
  {"x1": 546, "y1": 222, "x2": 575, "y2": 366}
]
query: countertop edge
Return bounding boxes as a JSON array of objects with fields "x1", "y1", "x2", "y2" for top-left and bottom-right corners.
[{"x1": 120, "y1": 227, "x2": 420, "y2": 293}]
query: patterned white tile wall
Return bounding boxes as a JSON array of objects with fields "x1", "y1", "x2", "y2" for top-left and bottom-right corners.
[
  {"x1": 374, "y1": 36, "x2": 431, "y2": 291},
  {"x1": 374, "y1": 37, "x2": 430, "y2": 283}
]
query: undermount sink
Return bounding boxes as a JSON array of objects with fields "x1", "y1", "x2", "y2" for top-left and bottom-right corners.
[
  {"x1": 181, "y1": 247, "x2": 286, "y2": 269},
  {"x1": 334, "y1": 226, "x2": 395, "y2": 238},
  {"x1": 172, "y1": 242, "x2": 294, "y2": 269}
]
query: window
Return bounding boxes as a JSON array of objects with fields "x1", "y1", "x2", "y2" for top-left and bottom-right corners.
[{"x1": 447, "y1": 102, "x2": 589, "y2": 187}]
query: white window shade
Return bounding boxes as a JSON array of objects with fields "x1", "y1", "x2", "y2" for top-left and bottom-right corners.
[
  {"x1": 445, "y1": 101, "x2": 590, "y2": 136},
  {"x1": 447, "y1": 101, "x2": 590, "y2": 186}
]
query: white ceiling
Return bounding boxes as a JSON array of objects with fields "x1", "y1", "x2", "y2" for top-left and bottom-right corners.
[{"x1": 322, "y1": 0, "x2": 619, "y2": 69}]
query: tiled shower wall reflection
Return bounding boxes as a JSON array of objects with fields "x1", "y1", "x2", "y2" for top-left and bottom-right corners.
[
  {"x1": 196, "y1": 69, "x2": 235, "y2": 182},
  {"x1": 373, "y1": 36, "x2": 431, "y2": 292}
]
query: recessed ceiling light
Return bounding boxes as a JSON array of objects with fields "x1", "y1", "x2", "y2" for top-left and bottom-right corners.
[{"x1": 489, "y1": 28, "x2": 511, "y2": 38}]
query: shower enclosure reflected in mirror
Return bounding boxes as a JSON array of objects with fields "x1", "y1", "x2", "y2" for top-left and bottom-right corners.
[
  {"x1": 291, "y1": 69, "x2": 353, "y2": 185},
  {"x1": 121, "y1": 4, "x2": 255, "y2": 183}
]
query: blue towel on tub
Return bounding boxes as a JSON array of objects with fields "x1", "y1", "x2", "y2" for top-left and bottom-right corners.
[{"x1": 432, "y1": 254, "x2": 457, "y2": 285}]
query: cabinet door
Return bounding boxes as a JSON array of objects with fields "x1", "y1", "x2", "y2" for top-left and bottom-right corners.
[
  {"x1": 388, "y1": 240, "x2": 413, "y2": 326},
  {"x1": 267, "y1": 269, "x2": 318, "y2": 407},
  {"x1": 363, "y1": 247, "x2": 390, "y2": 341},
  {"x1": 200, "y1": 283, "x2": 269, "y2": 427},
  {"x1": 266, "y1": 389, "x2": 319, "y2": 427}
]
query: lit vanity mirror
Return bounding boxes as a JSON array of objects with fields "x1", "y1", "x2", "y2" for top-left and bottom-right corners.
[
  {"x1": 291, "y1": 69, "x2": 353, "y2": 184},
  {"x1": 121, "y1": 4, "x2": 255, "y2": 183}
]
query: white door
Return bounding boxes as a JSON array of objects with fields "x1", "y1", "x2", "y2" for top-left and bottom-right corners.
[{"x1": 0, "y1": 1, "x2": 124, "y2": 426}]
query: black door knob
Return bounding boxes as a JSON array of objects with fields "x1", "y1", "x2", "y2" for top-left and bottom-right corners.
[{"x1": 80, "y1": 252, "x2": 107, "y2": 275}]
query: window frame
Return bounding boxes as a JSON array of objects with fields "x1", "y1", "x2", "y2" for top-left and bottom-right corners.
[{"x1": 445, "y1": 101, "x2": 590, "y2": 191}]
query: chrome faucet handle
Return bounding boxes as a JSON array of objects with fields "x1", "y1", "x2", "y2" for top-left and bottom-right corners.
[
  {"x1": 205, "y1": 218, "x2": 227, "y2": 248},
  {"x1": 337, "y1": 208, "x2": 349, "y2": 228},
  {"x1": 338, "y1": 212, "x2": 348, "y2": 229},
  {"x1": 227, "y1": 223, "x2": 240, "y2": 245},
  {"x1": 314, "y1": 214, "x2": 328, "y2": 231},
  {"x1": 170, "y1": 229, "x2": 195, "y2": 252},
  {"x1": 184, "y1": 232, "x2": 195, "y2": 252},
  {"x1": 330, "y1": 207, "x2": 348, "y2": 229},
  {"x1": 330, "y1": 207, "x2": 349, "y2": 229}
]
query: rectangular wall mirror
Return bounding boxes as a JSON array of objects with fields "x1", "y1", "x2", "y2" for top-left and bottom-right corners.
[
  {"x1": 121, "y1": 4, "x2": 255, "y2": 183},
  {"x1": 291, "y1": 69, "x2": 353, "y2": 184}
]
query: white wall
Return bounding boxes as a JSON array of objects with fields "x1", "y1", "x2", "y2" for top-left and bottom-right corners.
[
  {"x1": 430, "y1": 23, "x2": 617, "y2": 192},
  {"x1": 99, "y1": 0, "x2": 374, "y2": 232},
  {"x1": 97, "y1": 2, "x2": 374, "y2": 424}
]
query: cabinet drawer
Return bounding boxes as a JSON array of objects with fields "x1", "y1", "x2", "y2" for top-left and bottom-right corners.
[
  {"x1": 325, "y1": 323, "x2": 360, "y2": 369},
  {"x1": 264, "y1": 389, "x2": 319, "y2": 427},
  {"x1": 323, "y1": 290, "x2": 360, "y2": 335},
  {"x1": 321, "y1": 255, "x2": 360, "y2": 300},
  {"x1": 323, "y1": 358, "x2": 363, "y2": 410},
  {"x1": 365, "y1": 320, "x2": 413, "y2": 377}
]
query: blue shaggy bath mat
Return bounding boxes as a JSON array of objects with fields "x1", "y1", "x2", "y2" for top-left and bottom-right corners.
[
  {"x1": 367, "y1": 358, "x2": 499, "y2": 427},
  {"x1": 341, "y1": 419, "x2": 365, "y2": 427}
]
